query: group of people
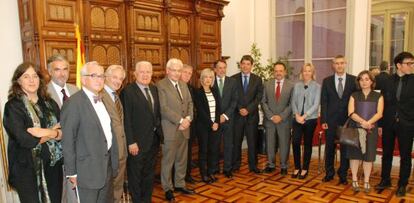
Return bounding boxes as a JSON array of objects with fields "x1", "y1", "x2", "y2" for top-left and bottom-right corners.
[{"x1": 2, "y1": 51, "x2": 413, "y2": 202}]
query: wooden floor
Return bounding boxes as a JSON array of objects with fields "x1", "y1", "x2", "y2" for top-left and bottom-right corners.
[{"x1": 125, "y1": 151, "x2": 414, "y2": 202}]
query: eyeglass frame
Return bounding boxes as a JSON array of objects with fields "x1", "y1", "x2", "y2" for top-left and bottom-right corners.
[{"x1": 82, "y1": 73, "x2": 106, "y2": 79}]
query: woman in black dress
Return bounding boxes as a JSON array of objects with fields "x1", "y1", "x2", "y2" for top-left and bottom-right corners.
[
  {"x1": 3, "y1": 62, "x2": 63, "y2": 203},
  {"x1": 347, "y1": 70, "x2": 384, "y2": 193}
]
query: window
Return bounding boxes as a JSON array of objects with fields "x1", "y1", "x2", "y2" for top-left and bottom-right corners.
[{"x1": 274, "y1": 0, "x2": 347, "y2": 83}]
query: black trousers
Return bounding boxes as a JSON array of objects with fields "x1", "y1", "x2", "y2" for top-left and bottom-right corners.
[
  {"x1": 396, "y1": 121, "x2": 414, "y2": 187},
  {"x1": 379, "y1": 121, "x2": 397, "y2": 181},
  {"x1": 219, "y1": 120, "x2": 234, "y2": 173},
  {"x1": 186, "y1": 123, "x2": 197, "y2": 177},
  {"x1": 127, "y1": 136, "x2": 159, "y2": 203},
  {"x1": 292, "y1": 119, "x2": 317, "y2": 170},
  {"x1": 233, "y1": 115, "x2": 258, "y2": 171},
  {"x1": 324, "y1": 124, "x2": 349, "y2": 179},
  {"x1": 198, "y1": 128, "x2": 221, "y2": 176}
]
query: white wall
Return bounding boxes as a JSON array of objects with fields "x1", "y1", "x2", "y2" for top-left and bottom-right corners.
[{"x1": 0, "y1": 0, "x2": 23, "y2": 202}]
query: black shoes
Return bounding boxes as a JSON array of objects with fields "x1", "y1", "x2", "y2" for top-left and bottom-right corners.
[
  {"x1": 209, "y1": 174, "x2": 218, "y2": 182},
  {"x1": 250, "y1": 168, "x2": 262, "y2": 174},
  {"x1": 202, "y1": 176, "x2": 212, "y2": 184},
  {"x1": 339, "y1": 177, "x2": 348, "y2": 185},
  {"x1": 175, "y1": 187, "x2": 195, "y2": 195},
  {"x1": 263, "y1": 167, "x2": 275, "y2": 173},
  {"x1": 165, "y1": 190, "x2": 175, "y2": 201},
  {"x1": 280, "y1": 168, "x2": 288, "y2": 176},
  {"x1": 291, "y1": 170, "x2": 300, "y2": 178},
  {"x1": 298, "y1": 170, "x2": 308, "y2": 179},
  {"x1": 322, "y1": 175, "x2": 334, "y2": 182},
  {"x1": 375, "y1": 179, "x2": 392, "y2": 190},
  {"x1": 396, "y1": 186, "x2": 406, "y2": 197},
  {"x1": 224, "y1": 170, "x2": 233, "y2": 178},
  {"x1": 185, "y1": 175, "x2": 197, "y2": 184}
]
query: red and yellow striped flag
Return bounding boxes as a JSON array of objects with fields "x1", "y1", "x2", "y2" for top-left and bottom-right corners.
[{"x1": 75, "y1": 24, "x2": 85, "y2": 88}]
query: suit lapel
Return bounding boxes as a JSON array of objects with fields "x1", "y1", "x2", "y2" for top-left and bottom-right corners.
[
  {"x1": 165, "y1": 79, "x2": 183, "y2": 102},
  {"x1": 48, "y1": 83, "x2": 62, "y2": 107},
  {"x1": 81, "y1": 90, "x2": 106, "y2": 135},
  {"x1": 222, "y1": 76, "x2": 231, "y2": 99},
  {"x1": 269, "y1": 79, "x2": 276, "y2": 103}
]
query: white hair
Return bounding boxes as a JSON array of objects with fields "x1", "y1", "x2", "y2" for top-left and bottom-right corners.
[
  {"x1": 166, "y1": 58, "x2": 183, "y2": 70},
  {"x1": 80, "y1": 61, "x2": 101, "y2": 76},
  {"x1": 105, "y1": 64, "x2": 126, "y2": 78},
  {"x1": 135, "y1": 61, "x2": 153, "y2": 72}
]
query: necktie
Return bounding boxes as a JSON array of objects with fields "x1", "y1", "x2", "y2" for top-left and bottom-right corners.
[
  {"x1": 175, "y1": 84, "x2": 183, "y2": 101},
  {"x1": 275, "y1": 81, "x2": 281, "y2": 101},
  {"x1": 61, "y1": 88, "x2": 69, "y2": 103},
  {"x1": 144, "y1": 87, "x2": 154, "y2": 113},
  {"x1": 396, "y1": 77, "x2": 402, "y2": 101},
  {"x1": 93, "y1": 95, "x2": 102, "y2": 103},
  {"x1": 337, "y1": 77, "x2": 344, "y2": 99},
  {"x1": 112, "y1": 92, "x2": 123, "y2": 120},
  {"x1": 243, "y1": 75, "x2": 248, "y2": 94},
  {"x1": 218, "y1": 77, "x2": 224, "y2": 97}
]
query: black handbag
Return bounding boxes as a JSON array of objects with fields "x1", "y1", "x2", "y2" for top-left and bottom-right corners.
[{"x1": 336, "y1": 118, "x2": 360, "y2": 148}]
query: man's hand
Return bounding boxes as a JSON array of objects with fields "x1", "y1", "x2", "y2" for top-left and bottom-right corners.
[
  {"x1": 378, "y1": 127, "x2": 382, "y2": 135},
  {"x1": 321, "y1": 123, "x2": 328, "y2": 130},
  {"x1": 220, "y1": 115, "x2": 226, "y2": 124},
  {"x1": 69, "y1": 177, "x2": 77, "y2": 189},
  {"x1": 212, "y1": 123, "x2": 219, "y2": 131},
  {"x1": 181, "y1": 118, "x2": 191, "y2": 129},
  {"x1": 271, "y1": 115, "x2": 282, "y2": 124},
  {"x1": 239, "y1": 108, "x2": 249, "y2": 116},
  {"x1": 128, "y1": 143, "x2": 139, "y2": 156}
]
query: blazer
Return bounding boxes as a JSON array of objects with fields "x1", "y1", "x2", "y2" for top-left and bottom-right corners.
[
  {"x1": 3, "y1": 97, "x2": 60, "y2": 187},
  {"x1": 47, "y1": 82, "x2": 79, "y2": 108},
  {"x1": 194, "y1": 87, "x2": 221, "y2": 130},
  {"x1": 213, "y1": 76, "x2": 238, "y2": 120},
  {"x1": 101, "y1": 90, "x2": 127, "y2": 162},
  {"x1": 320, "y1": 74, "x2": 357, "y2": 125},
  {"x1": 375, "y1": 72, "x2": 396, "y2": 127},
  {"x1": 291, "y1": 80, "x2": 321, "y2": 120},
  {"x1": 120, "y1": 83, "x2": 163, "y2": 152},
  {"x1": 157, "y1": 78, "x2": 193, "y2": 140},
  {"x1": 61, "y1": 90, "x2": 119, "y2": 189},
  {"x1": 231, "y1": 72, "x2": 263, "y2": 119},
  {"x1": 393, "y1": 73, "x2": 414, "y2": 127},
  {"x1": 261, "y1": 78, "x2": 294, "y2": 124}
]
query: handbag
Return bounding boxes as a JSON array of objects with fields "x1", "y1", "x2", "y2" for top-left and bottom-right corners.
[{"x1": 336, "y1": 117, "x2": 360, "y2": 148}]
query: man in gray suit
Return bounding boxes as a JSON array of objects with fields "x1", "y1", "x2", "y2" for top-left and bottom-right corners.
[
  {"x1": 261, "y1": 62, "x2": 293, "y2": 175},
  {"x1": 157, "y1": 58, "x2": 194, "y2": 201},
  {"x1": 101, "y1": 65, "x2": 127, "y2": 203},
  {"x1": 61, "y1": 61, "x2": 119, "y2": 202},
  {"x1": 46, "y1": 55, "x2": 79, "y2": 108}
]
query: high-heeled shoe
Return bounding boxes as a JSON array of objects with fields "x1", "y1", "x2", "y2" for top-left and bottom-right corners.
[
  {"x1": 291, "y1": 170, "x2": 300, "y2": 178},
  {"x1": 202, "y1": 176, "x2": 212, "y2": 184},
  {"x1": 352, "y1": 181, "x2": 360, "y2": 192},
  {"x1": 209, "y1": 174, "x2": 218, "y2": 182},
  {"x1": 364, "y1": 182, "x2": 370, "y2": 193},
  {"x1": 298, "y1": 170, "x2": 308, "y2": 179}
]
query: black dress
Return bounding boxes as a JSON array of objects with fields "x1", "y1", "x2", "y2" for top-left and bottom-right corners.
[
  {"x1": 346, "y1": 91, "x2": 381, "y2": 162},
  {"x1": 3, "y1": 97, "x2": 63, "y2": 203}
]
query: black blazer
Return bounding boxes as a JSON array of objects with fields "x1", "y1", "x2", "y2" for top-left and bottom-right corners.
[
  {"x1": 3, "y1": 97, "x2": 60, "y2": 186},
  {"x1": 231, "y1": 72, "x2": 263, "y2": 118},
  {"x1": 213, "y1": 76, "x2": 238, "y2": 120},
  {"x1": 375, "y1": 72, "x2": 397, "y2": 127},
  {"x1": 120, "y1": 83, "x2": 163, "y2": 152},
  {"x1": 393, "y1": 73, "x2": 414, "y2": 127},
  {"x1": 194, "y1": 87, "x2": 221, "y2": 130},
  {"x1": 320, "y1": 74, "x2": 357, "y2": 125}
]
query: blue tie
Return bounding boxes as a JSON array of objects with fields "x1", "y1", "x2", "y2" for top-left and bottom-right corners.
[{"x1": 243, "y1": 75, "x2": 248, "y2": 93}]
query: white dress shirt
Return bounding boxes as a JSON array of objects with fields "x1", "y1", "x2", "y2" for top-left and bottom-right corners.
[{"x1": 51, "y1": 81, "x2": 71, "y2": 102}]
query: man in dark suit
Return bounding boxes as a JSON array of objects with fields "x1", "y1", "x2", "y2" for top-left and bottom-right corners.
[
  {"x1": 389, "y1": 52, "x2": 414, "y2": 197},
  {"x1": 101, "y1": 65, "x2": 127, "y2": 203},
  {"x1": 320, "y1": 55, "x2": 356, "y2": 185},
  {"x1": 213, "y1": 59, "x2": 238, "y2": 178},
  {"x1": 120, "y1": 61, "x2": 163, "y2": 202},
  {"x1": 61, "y1": 61, "x2": 119, "y2": 202},
  {"x1": 231, "y1": 55, "x2": 263, "y2": 174}
]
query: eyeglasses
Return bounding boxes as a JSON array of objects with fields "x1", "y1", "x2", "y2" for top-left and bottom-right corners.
[
  {"x1": 83, "y1": 73, "x2": 105, "y2": 79},
  {"x1": 402, "y1": 62, "x2": 414, "y2": 66}
]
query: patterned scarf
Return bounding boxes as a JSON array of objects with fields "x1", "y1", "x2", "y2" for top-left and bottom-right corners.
[{"x1": 22, "y1": 96, "x2": 63, "y2": 203}]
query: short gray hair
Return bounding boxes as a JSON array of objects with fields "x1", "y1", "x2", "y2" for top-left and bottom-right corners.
[
  {"x1": 105, "y1": 64, "x2": 126, "y2": 78},
  {"x1": 135, "y1": 61, "x2": 153, "y2": 72},
  {"x1": 200, "y1": 68, "x2": 215, "y2": 87},
  {"x1": 166, "y1": 58, "x2": 183, "y2": 70},
  {"x1": 47, "y1": 54, "x2": 69, "y2": 71},
  {"x1": 182, "y1": 64, "x2": 193, "y2": 70},
  {"x1": 80, "y1": 61, "x2": 101, "y2": 76}
]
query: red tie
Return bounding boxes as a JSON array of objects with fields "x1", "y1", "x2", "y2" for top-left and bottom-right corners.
[{"x1": 275, "y1": 81, "x2": 281, "y2": 101}]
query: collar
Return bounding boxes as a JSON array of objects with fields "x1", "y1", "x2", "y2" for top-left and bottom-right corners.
[
  {"x1": 104, "y1": 85, "x2": 115, "y2": 94},
  {"x1": 82, "y1": 87, "x2": 100, "y2": 103},
  {"x1": 168, "y1": 78, "x2": 179, "y2": 86},
  {"x1": 51, "y1": 80, "x2": 67, "y2": 91}
]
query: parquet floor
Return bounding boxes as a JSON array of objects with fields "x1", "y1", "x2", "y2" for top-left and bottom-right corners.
[{"x1": 127, "y1": 151, "x2": 414, "y2": 202}]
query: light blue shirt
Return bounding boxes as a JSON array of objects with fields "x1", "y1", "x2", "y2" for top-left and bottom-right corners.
[{"x1": 291, "y1": 80, "x2": 321, "y2": 120}]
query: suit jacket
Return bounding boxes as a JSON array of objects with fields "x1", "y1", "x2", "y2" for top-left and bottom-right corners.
[
  {"x1": 156, "y1": 78, "x2": 193, "y2": 140},
  {"x1": 3, "y1": 97, "x2": 60, "y2": 187},
  {"x1": 194, "y1": 87, "x2": 221, "y2": 130},
  {"x1": 61, "y1": 90, "x2": 119, "y2": 189},
  {"x1": 261, "y1": 78, "x2": 294, "y2": 125},
  {"x1": 120, "y1": 83, "x2": 163, "y2": 152},
  {"x1": 101, "y1": 90, "x2": 127, "y2": 162},
  {"x1": 213, "y1": 76, "x2": 238, "y2": 121},
  {"x1": 375, "y1": 72, "x2": 396, "y2": 127},
  {"x1": 393, "y1": 73, "x2": 414, "y2": 127},
  {"x1": 320, "y1": 74, "x2": 357, "y2": 125},
  {"x1": 231, "y1": 72, "x2": 263, "y2": 120},
  {"x1": 47, "y1": 82, "x2": 79, "y2": 108}
]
